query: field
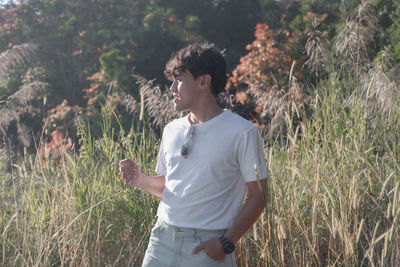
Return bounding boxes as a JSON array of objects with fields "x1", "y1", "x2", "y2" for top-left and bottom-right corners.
[
  {"x1": 1, "y1": 74, "x2": 399, "y2": 266},
  {"x1": 1, "y1": 1, "x2": 400, "y2": 266}
]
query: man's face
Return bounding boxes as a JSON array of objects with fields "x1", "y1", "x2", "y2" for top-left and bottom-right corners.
[{"x1": 169, "y1": 70, "x2": 200, "y2": 112}]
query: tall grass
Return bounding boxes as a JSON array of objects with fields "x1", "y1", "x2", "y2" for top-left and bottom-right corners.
[
  {"x1": 1, "y1": 72, "x2": 399, "y2": 266},
  {"x1": 239, "y1": 74, "x2": 400, "y2": 266},
  {"x1": 1, "y1": 102, "x2": 160, "y2": 266},
  {"x1": 1, "y1": 57, "x2": 400, "y2": 267}
]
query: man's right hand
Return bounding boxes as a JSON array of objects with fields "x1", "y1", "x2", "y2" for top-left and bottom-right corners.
[{"x1": 119, "y1": 158, "x2": 141, "y2": 187}]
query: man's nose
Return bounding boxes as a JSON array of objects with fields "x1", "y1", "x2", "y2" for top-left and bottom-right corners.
[{"x1": 169, "y1": 81, "x2": 177, "y2": 91}]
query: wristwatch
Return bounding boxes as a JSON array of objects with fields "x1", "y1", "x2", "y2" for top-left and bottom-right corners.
[{"x1": 218, "y1": 235, "x2": 235, "y2": 254}]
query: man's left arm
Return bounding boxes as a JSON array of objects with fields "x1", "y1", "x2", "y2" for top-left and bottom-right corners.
[{"x1": 192, "y1": 179, "x2": 267, "y2": 260}]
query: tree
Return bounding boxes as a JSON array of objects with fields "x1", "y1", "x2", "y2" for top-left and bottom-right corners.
[
  {"x1": 153, "y1": 0, "x2": 263, "y2": 72},
  {"x1": 228, "y1": 24, "x2": 307, "y2": 135}
]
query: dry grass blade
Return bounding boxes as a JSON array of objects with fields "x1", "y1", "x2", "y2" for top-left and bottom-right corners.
[
  {"x1": 245, "y1": 69, "x2": 307, "y2": 138},
  {"x1": 304, "y1": 18, "x2": 326, "y2": 77},
  {"x1": 0, "y1": 43, "x2": 39, "y2": 81},
  {"x1": 121, "y1": 92, "x2": 138, "y2": 115},
  {"x1": 132, "y1": 74, "x2": 177, "y2": 128},
  {"x1": 0, "y1": 81, "x2": 47, "y2": 134},
  {"x1": 363, "y1": 65, "x2": 397, "y2": 118},
  {"x1": 335, "y1": 3, "x2": 377, "y2": 70},
  {"x1": 0, "y1": 108, "x2": 19, "y2": 135},
  {"x1": 17, "y1": 122, "x2": 32, "y2": 148},
  {"x1": 7, "y1": 81, "x2": 47, "y2": 107}
]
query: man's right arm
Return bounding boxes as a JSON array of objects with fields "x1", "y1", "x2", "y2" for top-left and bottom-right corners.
[
  {"x1": 135, "y1": 174, "x2": 165, "y2": 198},
  {"x1": 120, "y1": 159, "x2": 165, "y2": 197}
]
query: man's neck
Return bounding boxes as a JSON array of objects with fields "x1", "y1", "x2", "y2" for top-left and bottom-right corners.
[{"x1": 189, "y1": 104, "x2": 223, "y2": 124}]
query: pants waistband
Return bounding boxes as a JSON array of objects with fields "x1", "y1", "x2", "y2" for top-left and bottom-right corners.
[{"x1": 156, "y1": 219, "x2": 226, "y2": 237}]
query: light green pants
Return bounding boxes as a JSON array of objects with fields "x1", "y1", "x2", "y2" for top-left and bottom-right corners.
[{"x1": 142, "y1": 219, "x2": 238, "y2": 267}]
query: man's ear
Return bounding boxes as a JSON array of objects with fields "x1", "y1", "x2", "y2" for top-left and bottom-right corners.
[{"x1": 199, "y1": 74, "x2": 211, "y2": 90}]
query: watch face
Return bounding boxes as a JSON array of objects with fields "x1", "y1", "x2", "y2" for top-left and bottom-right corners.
[
  {"x1": 219, "y1": 236, "x2": 235, "y2": 254},
  {"x1": 224, "y1": 244, "x2": 235, "y2": 254}
]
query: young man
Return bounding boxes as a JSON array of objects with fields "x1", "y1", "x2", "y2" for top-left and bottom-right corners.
[{"x1": 120, "y1": 43, "x2": 268, "y2": 266}]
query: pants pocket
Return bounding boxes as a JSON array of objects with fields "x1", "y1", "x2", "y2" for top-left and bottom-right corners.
[{"x1": 150, "y1": 219, "x2": 164, "y2": 237}]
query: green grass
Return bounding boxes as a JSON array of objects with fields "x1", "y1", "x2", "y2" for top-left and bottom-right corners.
[
  {"x1": 1, "y1": 105, "x2": 161, "y2": 266},
  {"x1": 240, "y1": 77, "x2": 400, "y2": 266},
  {"x1": 1, "y1": 77, "x2": 399, "y2": 266}
]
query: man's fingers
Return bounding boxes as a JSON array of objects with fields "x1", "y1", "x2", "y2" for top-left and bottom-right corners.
[
  {"x1": 122, "y1": 173, "x2": 137, "y2": 181},
  {"x1": 192, "y1": 244, "x2": 206, "y2": 254},
  {"x1": 119, "y1": 158, "x2": 134, "y2": 167},
  {"x1": 122, "y1": 169, "x2": 137, "y2": 177},
  {"x1": 119, "y1": 159, "x2": 131, "y2": 165},
  {"x1": 125, "y1": 169, "x2": 138, "y2": 175},
  {"x1": 120, "y1": 165, "x2": 138, "y2": 172},
  {"x1": 121, "y1": 167, "x2": 138, "y2": 177},
  {"x1": 119, "y1": 159, "x2": 141, "y2": 187}
]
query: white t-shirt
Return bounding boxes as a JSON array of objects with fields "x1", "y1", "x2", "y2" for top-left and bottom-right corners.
[{"x1": 155, "y1": 109, "x2": 267, "y2": 230}]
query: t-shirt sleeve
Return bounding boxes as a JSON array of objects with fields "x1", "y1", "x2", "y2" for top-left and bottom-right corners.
[
  {"x1": 155, "y1": 131, "x2": 167, "y2": 176},
  {"x1": 237, "y1": 126, "x2": 268, "y2": 182}
]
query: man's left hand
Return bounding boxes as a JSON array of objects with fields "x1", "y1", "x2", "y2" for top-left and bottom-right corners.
[{"x1": 192, "y1": 238, "x2": 226, "y2": 260}]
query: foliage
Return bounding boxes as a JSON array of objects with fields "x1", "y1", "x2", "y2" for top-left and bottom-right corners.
[
  {"x1": 1, "y1": 0, "x2": 400, "y2": 266},
  {"x1": 1, "y1": 70, "x2": 400, "y2": 266},
  {"x1": 0, "y1": 44, "x2": 47, "y2": 157},
  {"x1": 1, "y1": 98, "x2": 160, "y2": 265},
  {"x1": 134, "y1": 75, "x2": 177, "y2": 130},
  {"x1": 99, "y1": 49, "x2": 128, "y2": 85},
  {"x1": 228, "y1": 23, "x2": 307, "y2": 136},
  {"x1": 36, "y1": 129, "x2": 72, "y2": 169},
  {"x1": 0, "y1": 43, "x2": 38, "y2": 81},
  {"x1": 153, "y1": 0, "x2": 263, "y2": 71},
  {"x1": 243, "y1": 76, "x2": 400, "y2": 266},
  {"x1": 0, "y1": 0, "x2": 339, "y2": 151}
]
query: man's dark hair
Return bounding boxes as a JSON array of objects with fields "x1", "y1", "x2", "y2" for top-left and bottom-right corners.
[{"x1": 164, "y1": 43, "x2": 227, "y2": 97}]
